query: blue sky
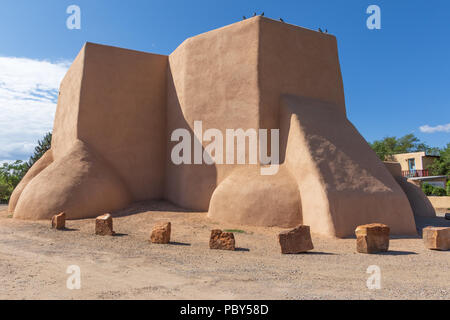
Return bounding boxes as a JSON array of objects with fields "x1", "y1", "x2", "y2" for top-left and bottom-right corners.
[{"x1": 0, "y1": 0, "x2": 449, "y2": 160}]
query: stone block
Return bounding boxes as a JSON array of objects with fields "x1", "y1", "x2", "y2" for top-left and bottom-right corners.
[
  {"x1": 355, "y1": 223, "x2": 390, "y2": 254},
  {"x1": 95, "y1": 214, "x2": 115, "y2": 236},
  {"x1": 51, "y1": 212, "x2": 65, "y2": 230},
  {"x1": 278, "y1": 225, "x2": 314, "y2": 254},
  {"x1": 209, "y1": 230, "x2": 235, "y2": 251},
  {"x1": 151, "y1": 222, "x2": 171, "y2": 244},
  {"x1": 423, "y1": 227, "x2": 450, "y2": 251}
]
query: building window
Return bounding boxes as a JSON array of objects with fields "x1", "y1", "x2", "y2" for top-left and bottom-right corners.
[{"x1": 408, "y1": 158, "x2": 416, "y2": 171}]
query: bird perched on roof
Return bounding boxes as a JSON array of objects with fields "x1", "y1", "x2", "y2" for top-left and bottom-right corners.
[
  {"x1": 318, "y1": 28, "x2": 323, "y2": 33},
  {"x1": 279, "y1": 18, "x2": 284, "y2": 22},
  {"x1": 243, "y1": 16, "x2": 246, "y2": 20},
  {"x1": 261, "y1": 12, "x2": 264, "y2": 16}
]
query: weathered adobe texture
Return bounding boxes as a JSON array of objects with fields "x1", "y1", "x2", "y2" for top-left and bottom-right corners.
[{"x1": 9, "y1": 16, "x2": 427, "y2": 237}]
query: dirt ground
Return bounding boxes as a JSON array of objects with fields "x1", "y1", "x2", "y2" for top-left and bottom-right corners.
[{"x1": 0, "y1": 202, "x2": 449, "y2": 300}]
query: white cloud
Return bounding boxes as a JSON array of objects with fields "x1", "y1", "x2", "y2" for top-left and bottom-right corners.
[
  {"x1": 419, "y1": 123, "x2": 450, "y2": 134},
  {"x1": 0, "y1": 56, "x2": 71, "y2": 160}
]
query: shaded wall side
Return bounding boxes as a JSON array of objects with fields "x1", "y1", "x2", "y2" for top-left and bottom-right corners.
[
  {"x1": 166, "y1": 18, "x2": 260, "y2": 210},
  {"x1": 382, "y1": 159, "x2": 436, "y2": 218},
  {"x1": 422, "y1": 156, "x2": 438, "y2": 171},
  {"x1": 78, "y1": 43, "x2": 168, "y2": 201},
  {"x1": 258, "y1": 18, "x2": 346, "y2": 133},
  {"x1": 383, "y1": 161, "x2": 403, "y2": 177},
  {"x1": 398, "y1": 180, "x2": 436, "y2": 218}
]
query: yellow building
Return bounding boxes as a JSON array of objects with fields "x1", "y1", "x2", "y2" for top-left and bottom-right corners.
[
  {"x1": 392, "y1": 151, "x2": 439, "y2": 177},
  {"x1": 391, "y1": 151, "x2": 448, "y2": 188}
]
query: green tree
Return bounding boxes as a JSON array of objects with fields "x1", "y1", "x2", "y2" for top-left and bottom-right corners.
[
  {"x1": 422, "y1": 182, "x2": 447, "y2": 197},
  {"x1": 369, "y1": 133, "x2": 431, "y2": 161},
  {"x1": 0, "y1": 160, "x2": 28, "y2": 202},
  {"x1": 432, "y1": 187, "x2": 447, "y2": 196},
  {"x1": 26, "y1": 132, "x2": 52, "y2": 170},
  {"x1": 0, "y1": 132, "x2": 52, "y2": 203},
  {"x1": 421, "y1": 183, "x2": 434, "y2": 196},
  {"x1": 426, "y1": 143, "x2": 450, "y2": 176}
]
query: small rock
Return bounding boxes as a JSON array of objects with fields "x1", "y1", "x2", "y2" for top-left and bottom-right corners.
[
  {"x1": 278, "y1": 225, "x2": 314, "y2": 254},
  {"x1": 51, "y1": 212, "x2": 65, "y2": 230},
  {"x1": 95, "y1": 214, "x2": 115, "y2": 236},
  {"x1": 151, "y1": 222, "x2": 171, "y2": 244},
  {"x1": 209, "y1": 229, "x2": 235, "y2": 251},
  {"x1": 423, "y1": 227, "x2": 450, "y2": 251},
  {"x1": 355, "y1": 223, "x2": 389, "y2": 254}
]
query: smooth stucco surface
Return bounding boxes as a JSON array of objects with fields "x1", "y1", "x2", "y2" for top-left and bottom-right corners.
[{"x1": 10, "y1": 17, "x2": 422, "y2": 237}]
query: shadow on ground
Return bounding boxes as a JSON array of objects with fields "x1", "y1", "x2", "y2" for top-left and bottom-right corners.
[
  {"x1": 60, "y1": 227, "x2": 79, "y2": 232},
  {"x1": 375, "y1": 250, "x2": 417, "y2": 256},
  {"x1": 111, "y1": 200, "x2": 197, "y2": 218},
  {"x1": 169, "y1": 241, "x2": 191, "y2": 246},
  {"x1": 113, "y1": 232, "x2": 128, "y2": 237}
]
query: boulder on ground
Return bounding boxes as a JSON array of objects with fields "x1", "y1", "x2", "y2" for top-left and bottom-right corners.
[
  {"x1": 151, "y1": 222, "x2": 171, "y2": 244},
  {"x1": 278, "y1": 225, "x2": 314, "y2": 254},
  {"x1": 95, "y1": 214, "x2": 115, "y2": 236},
  {"x1": 209, "y1": 230, "x2": 235, "y2": 251},
  {"x1": 355, "y1": 223, "x2": 390, "y2": 254},
  {"x1": 423, "y1": 227, "x2": 450, "y2": 251},
  {"x1": 51, "y1": 212, "x2": 66, "y2": 230}
]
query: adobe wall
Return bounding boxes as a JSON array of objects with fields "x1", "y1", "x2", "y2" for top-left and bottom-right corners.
[
  {"x1": 165, "y1": 18, "x2": 260, "y2": 210},
  {"x1": 10, "y1": 43, "x2": 168, "y2": 219},
  {"x1": 258, "y1": 17, "x2": 346, "y2": 132},
  {"x1": 275, "y1": 97, "x2": 417, "y2": 237},
  {"x1": 166, "y1": 16, "x2": 346, "y2": 212},
  {"x1": 76, "y1": 43, "x2": 168, "y2": 201}
]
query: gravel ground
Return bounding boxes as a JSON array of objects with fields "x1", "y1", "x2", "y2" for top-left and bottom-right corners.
[{"x1": 0, "y1": 201, "x2": 449, "y2": 300}]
